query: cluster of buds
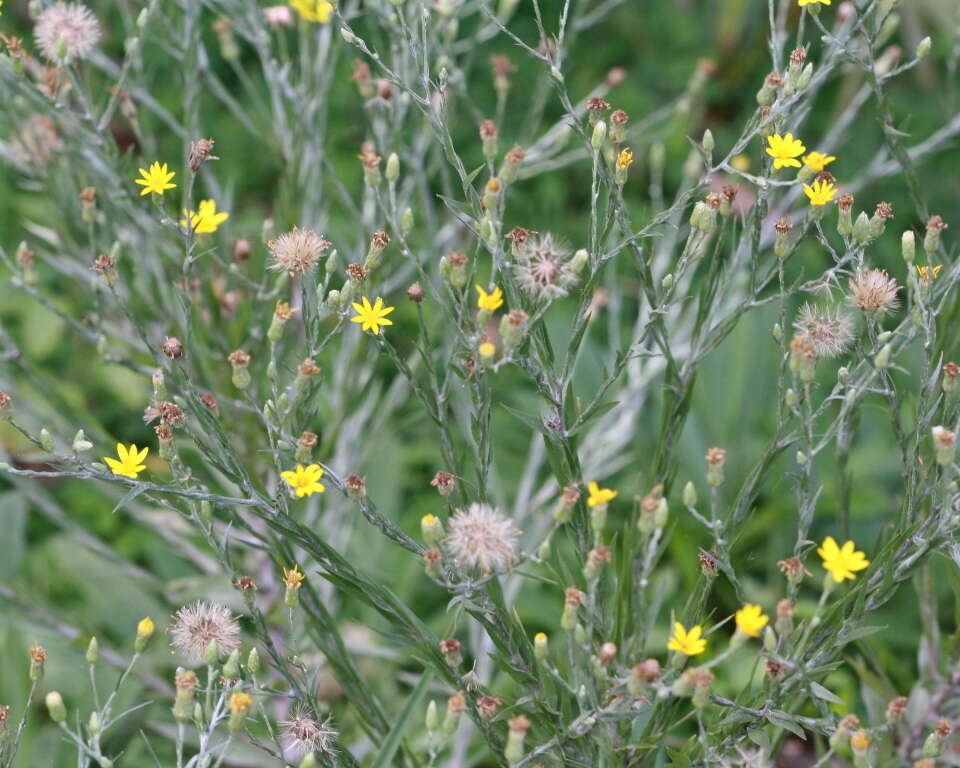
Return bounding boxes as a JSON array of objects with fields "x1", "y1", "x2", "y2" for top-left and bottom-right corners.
[
  {"x1": 673, "y1": 667, "x2": 714, "y2": 708},
  {"x1": 637, "y1": 484, "x2": 668, "y2": 535},
  {"x1": 440, "y1": 251, "x2": 468, "y2": 289},
  {"x1": 583, "y1": 545, "x2": 611, "y2": 581},
  {"x1": 687, "y1": 194, "x2": 721, "y2": 258},
  {"x1": 782, "y1": 47, "x2": 813, "y2": 97}
]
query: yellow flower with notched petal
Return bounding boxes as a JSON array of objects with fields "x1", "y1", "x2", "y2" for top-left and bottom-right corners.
[
  {"x1": 475, "y1": 285, "x2": 504, "y2": 312},
  {"x1": 104, "y1": 443, "x2": 149, "y2": 478},
  {"x1": 290, "y1": 0, "x2": 334, "y2": 22},
  {"x1": 350, "y1": 296, "x2": 395, "y2": 334},
  {"x1": 586, "y1": 481, "x2": 617, "y2": 508},
  {"x1": 667, "y1": 622, "x2": 707, "y2": 656},
  {"x1": 134, "y1": 162, "x2": 177, "y2": 196},
  {"x1": 735, "y1": 604, "x2": 769, "y2": 638},
  {"x1": 916, "y1": 264, "x2": 942, "y2": 282},
  {"x1": 803, "y1": 152, "x2": 836, "y2": 172},
  {"x1": 817, "y1": 536, "x2": 869, "y2": 582},
  {"x1": 765, "y1": 133, "x2": 806, "y2": 170},
  {"x1": 180, "y1": 199, "x2": 229, "y2": 234},
  {"x1": 803, "y1": 179, "x2": 838, "y2": 206},
  {"x1": 281, "y1": 463, "x2": 326, "y2": 497}
]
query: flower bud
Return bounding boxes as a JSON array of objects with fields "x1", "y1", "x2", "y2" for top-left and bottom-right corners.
[
  {"x1": 932, "y1": 426, "x2": 957, "y2": 466},
  {"x1": 534, "y1": 632, "x2": 548, "y2": 660},
  {"x1": 902, "y1": 230, "x2": 915, "y2": 263},
  {"x1": 86, "y1": 636, "x2": 99, "y2": 665},
  {"x1": 421, "y1": 514, "x2": 444, "y2": 545},
  {"x1": 591, "y1": 121, "x2": 606, "y2": 151},
  {"x1": 701, "y1": 129, "x2": 714, "y2": 154},
  {"x1": 135, "y1": 617, "x2": 155, "y2": 653},
  {"x1": 425, "y1": 699, "x2": 438, "y2": 731},
  {"x1": 386, "y1": 152, "x2": 400, "y2": 183},
  {"x1": 28, "y1": 646, "x2": 45, "y2": 681},
  {"x1": 874, "y1": 343, "x2": 891, "y2": 370},
  {"x1": 228, "y1": 692, "x2": 252, "y2": 732},
  {"x1": 45, "y1": 692, "x2": 66, "y2": 724},
  {"x1": 916, "y1": 36, "x2": 931, "y2": 59},
  {"x1": 39, "y1": 429, "x2": 54, "y2": 453},
  {"x1": 222, "y1": 649, "x2": 241, "y2": 679},
  {"x1": 204, "y1": 639, "x2": 219, "y2": 667}
]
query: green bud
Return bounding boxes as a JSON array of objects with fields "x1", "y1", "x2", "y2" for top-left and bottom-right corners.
[
  {"x1": 73, "y1": 430, "x2": 94, "y2": 453},
  {"x1": 916, "y1": 36, "x2": 931, "y2": 59},
  {"x1": 204, "y1": 639, "x2": 219, "y2": 667},
  {"x1": 701, "y1": 129, "x2": 714, "y2": 154},
  {"x1": 40, "y1": 428, "x2": 54, "y2": 452},
  {"x1": 853, "y1": 211, "x2": 872, "y2": 243},
  {"x1": 874, "y1": 344, "x2": 892, "y2": 369},
  {"x1": 591, "y1": 121, "x2": 606, "y2": 151},
  {"x1": 247, "y1": 647, "x2": 260, "y2": 675},
  {"x1": 400, "y1": 207, "x2": 414, "y2": 236},
  {"x1": 223, "y1": 649, "x2": 241, "y2": 679},
  {"x1": 86, "y1": 636, "x2": 100, "y2": 665},
  {"x1": 425, "y1": 700, "x2": 438, "y2": 731},
  {"x1": 45, "y1": 692, "x2": 66, "y2": 723},
  {"x1": 386, "y1": 152, "x2": 400, "y2": 183},
  {"x1": 682, "y1": 481, "x2": 697, "y2": 508},
  {"x1": 88, "y1": 711, "x2": 101, "y2": 735}
]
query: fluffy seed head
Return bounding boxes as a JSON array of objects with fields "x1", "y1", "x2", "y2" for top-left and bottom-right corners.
[
  {"x1": 848, "y1": 268, "x2": 900, "y2": 315},
  {"x1": 513, "y1": 233, "x2": 577, "y2": 300},
  {"x1": 446, "y1": 503, "x2": 519, "y2": 573},
  {"x1": 34, "y1": 2, "x2": 101, "y2": 64},
  {"x1": 267, "y1": 227, "x2": 331, "y2": 276},
  {"x1": 169, "y1": 601, "x2": 241, "y2": 663},
  {"x1": 793, "y1": 304, "x2": 854, "y2": 358},
  {"x1": 280, "y1": 711, "x2": 337, "y2": 756}
]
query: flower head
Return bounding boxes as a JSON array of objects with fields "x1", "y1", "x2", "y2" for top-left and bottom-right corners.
[
  {"x1": 586, "y1": 481, "x2": 617, "y2": 508},
  {"x1": 916, "y1": 264, "x2": 942, "y2": 283},
  {"x1": 281, "y1": 711, "x2": 337, "y2": 756},
  {"x1": 765, "y1": 133, "x2": 806, "y2": 169},
  {"x1": 169, "y1": 601, "x2": 241, "y2": 663},
  {"x1": 34, "y1": 2, "x2": 101, "y2": 64},
  {"x1": 350, "y1": 296, "x2": 395, "y2": 334},
  {"x1": 475, "y1": 284, "x2": 504, "y2": 312},
  {"x1": 290, "y1": 0, "x2": 334, "y2": 22},
  {"x1": 230, "y1": 692, "x2": 252, "y2": 712},
  {"x1": 848, "y1": 268, "x2": 900, "y2": 316},
  {"x1": 804, "y1": 178, "x2": 838, "y2": 206},
  {"x1": 283, "y1": 564, "x2": 305, "y2": 589},
  {"x1": 735, "y1": 604, "x2": 769, "y2": 638},
  {"x1": 134, "y1": 162, "x2": 176, "y2": 196},
  {"x1": 617, "y1": 148, "x2": 634, "y2": 169},
  {"x1": 446, "y1": 502, "x2": 519, "y2": 573},
  {"x1": 817, "y1": 536, "x2": 869, "y2": 582},
  {"x1": 180, "y1": 199, "x2": 229, "y2": 234},
  {"x1": 267, "y1": 227, "x2": 330, "y2": 276},
  {"x1": 104, "y1": 443, "x2": 149, "y2": 479},
  {"x1": 281, "y1": 464, "x2": 326, "y2": 497},
  {"x1": 803, "y1": 152, "x2": 836, "y2": 172},
  {"x1": 793, "y1": 303, "x2": 854, "y2": 358},
  {"x1": 513, "y1": 234, "x2": 579, "y2": 301},
  {"x1": 667, "y1": 622, "x2": 707, "y2": 656}
]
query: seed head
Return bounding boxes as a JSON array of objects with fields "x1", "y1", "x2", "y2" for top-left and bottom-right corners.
[
  {"x1": 513, "y1": 233, "x2": 577, "y2": 301},
  {"x1": 430, "y1": 470, "x2": 456, "y2": 496},
  {"x1": 34, "y1": 2, "x2": 101, "y2": 64},
  {"x1": 267, "y1": 227, "x2": 331, "y2": 276},
  {"x1": 280, "y1": 712, "x2": 337, "y2": 756},
  {"x1": 188, "y1": 138, "x2": 217, "y2": 173},
  {"x1": 837, "y1": 193, "x2": 854, "y2": 212},
  {"x1": 169, "y1": 601, "x2": 241, "y2": 663},
  {"x1": 848, "y1": 268, "x2": 900, "y2": 315},
  {"x1": 793, "y1": 304, "x2": 854, "y2": 358},
  {"x1": 446, "y1": 503, "x2": 519, "y2": 573}
]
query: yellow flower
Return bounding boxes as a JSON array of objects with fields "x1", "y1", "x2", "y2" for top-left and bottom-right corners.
[
  {"x1": 134, "y1": 161, "x2": 177, "y2": 196},
  {"x1": 137, "y1": 617, "x2": 155, "y2": 639},
  {"x1": 803, "y1": 179, "x2": 838, "y2": 206},
  {"x1": 478, "y1": 341, "x2": 496, "y2": 358},
  {"x1": 798, "y1": 0, "x2": 831, "y2": 6},
  {"x1": 734, "y1": 604, "x2": 769, "y2": 638},
  {"x1": 667, "y1": 622, "x2": 707, "y2": 656},
  {"x1": 229, "y1": 692, "x2": 253, "y2": 712},
  {"x1": 283, "y1": 564, "x2": 305, "y2": 589},
  {"x1": 475, "y1": 285, "x2": 504, "y2": 312},
  {"x1": 851, "y1": 730, "x2": 871, "y2": 751},
  {"x1": 817, "y1": 536, "x2": 869, "y2": 582},
  {"x1": 290, "y1": 0, "x2": 334, "y2": 22},
  {"x1": 104, "y1": 443, "x2": 149, "y2": 479},
  {"x1": 617, "y1": 148, "x2": 634, "y2": 169},
  {"x1": 350, "y1": 296, "x2": 395, "y2": 334},
  {"x1": 765, "y1": 133, "x2": 806, "y2": 169},
  {"x1": 281, "y1": 463, "x2": 326, "y2": 497},
  {"x1": 180, "y1": 199, "x2": 229, "y2": 234},
  {"x1": 803, "y1": 152, "x2": 836, "y2": 172},
  {"x1": 916, "y1": 264, "x2": 942, "y2": 282},
  {"x1": 586, "y1": 481, "x2": 617, "y2": 508}
]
